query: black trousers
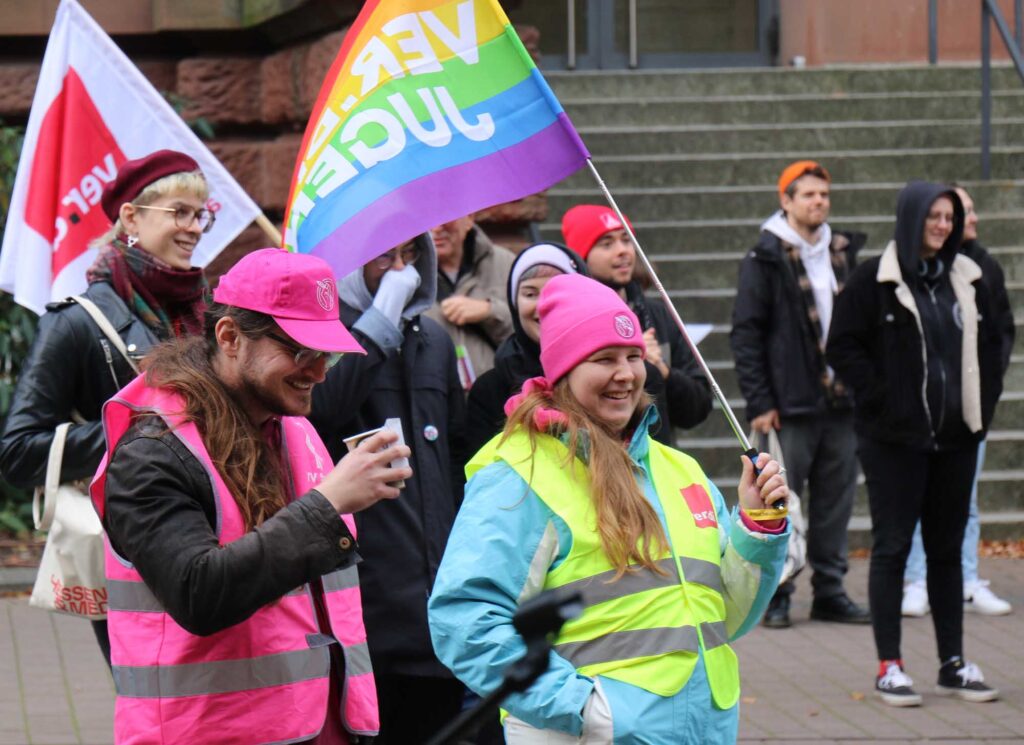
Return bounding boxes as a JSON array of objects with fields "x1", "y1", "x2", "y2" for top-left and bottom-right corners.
[
  {"x1": 858, "y1": 436, "x2": 977, "y2": 663},
  {"x1": 91, "y1": 618, "x2": 112, "y2": 668},
  {"x1": 772, "y1": 410, "x2": 859, "y2": 600},
  {"x1": 374, "y1": 673, "x2": 464, "y2": 744}
]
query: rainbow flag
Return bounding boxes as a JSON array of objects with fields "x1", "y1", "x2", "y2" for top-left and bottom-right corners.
[{"x1": 283, "y1": 0, "x2": 590, "y2": 275}]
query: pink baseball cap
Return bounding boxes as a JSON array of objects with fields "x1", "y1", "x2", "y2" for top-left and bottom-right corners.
[
  {"x1": 213, "y1": 248, "x2": 365, "y2": 355},
  {"x1": 538, "y1": 273, "x2": 645, "y2": 382}
]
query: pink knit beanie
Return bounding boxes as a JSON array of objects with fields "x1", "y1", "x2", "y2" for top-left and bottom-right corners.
[{"x1": 538, "y1": 274, "x2": 645, "y2": 382}]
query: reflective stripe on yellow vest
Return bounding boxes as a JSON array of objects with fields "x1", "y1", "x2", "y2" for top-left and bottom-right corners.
[{"x1": 467, "y1": 431, "x2": 740, "y2": 709}]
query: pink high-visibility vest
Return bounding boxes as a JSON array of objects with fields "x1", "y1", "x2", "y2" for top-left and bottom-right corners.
[{"x1": 91, "y1": 376, "x2": 379, "y2": 744}]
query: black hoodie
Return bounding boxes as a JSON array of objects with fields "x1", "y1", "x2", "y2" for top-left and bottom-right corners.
[
  {"x1": 895, "y1": 182, "x2": 967, "y2": 443},
  {"x1": 827, "y1": 181, "x2": 1004, "y2": 450}
]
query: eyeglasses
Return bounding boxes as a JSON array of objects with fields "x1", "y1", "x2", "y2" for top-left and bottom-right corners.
[
  {"x1": 264, "y1": 331, "x2": 343, "y2": 370},
  {"x1": 371, "y1": 242, "x2": 420, "y2": 270},
  {"x1": 134, "y1": 204, "x2": 217, "y2": 233}
]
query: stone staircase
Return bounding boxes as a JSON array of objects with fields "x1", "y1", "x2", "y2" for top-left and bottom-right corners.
[{"x1": 540, "y1": 64, "x2": 1024, "y2": 547}]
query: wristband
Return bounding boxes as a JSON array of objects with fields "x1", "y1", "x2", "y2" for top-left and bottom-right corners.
[{"x1": 743, "y1": 506, "x2": 789, "y2": 522}]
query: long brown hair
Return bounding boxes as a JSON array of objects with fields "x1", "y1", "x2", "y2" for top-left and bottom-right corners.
[
  {"x1": 142, "y1": 303, "x2": 288, "y2": 531},
  {"x1": 503, "y1": 379, "x2": 668, "y2": 579}
]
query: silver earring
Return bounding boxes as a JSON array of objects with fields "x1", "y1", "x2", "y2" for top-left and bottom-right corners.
[{"x1": 126, "y1": 234, "x2": 139, "y2": 248}]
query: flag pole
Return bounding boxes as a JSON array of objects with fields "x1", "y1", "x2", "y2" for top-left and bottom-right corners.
[
  {"x1": 254, "y1": 213, "x2": 283, "y2": 247},
  {"x1": 584, "y1": 159, "x2": 784, "y2": 516}
]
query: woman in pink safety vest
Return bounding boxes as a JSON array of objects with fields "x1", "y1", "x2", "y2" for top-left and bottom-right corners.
[{"x1": 92, "y1": 248, "x2": 413, "y2": 744}]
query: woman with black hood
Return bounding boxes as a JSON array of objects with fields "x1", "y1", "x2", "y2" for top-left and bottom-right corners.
[
  {"x1": 466, "y1": 241, "x2": 702, "y2": 457},
  {"x1": 827, "y1": 181, "x2": 1004, "y2": 708},
  {"x1": 465, "y1": 242, "x2": 588, "y2": 457}
]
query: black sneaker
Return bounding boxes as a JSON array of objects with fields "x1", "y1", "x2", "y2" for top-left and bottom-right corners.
[
  {"x1": 875, "y1": 662, "x2": 923, "y2": 707},
  {"x1": 761, "y1": 593, "x2": 791, "y2": 629},
  {"x1": 935, "y1": 658, "x2": 999, "y2": 702},
  {"x1": 810, "y1": 593, "x2": 871, "y2": 624}
]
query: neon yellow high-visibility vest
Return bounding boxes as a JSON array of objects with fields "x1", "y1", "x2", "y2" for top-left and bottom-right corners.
[{"x1": 467, "y1": 431, "x2": 740, "y2": 709}]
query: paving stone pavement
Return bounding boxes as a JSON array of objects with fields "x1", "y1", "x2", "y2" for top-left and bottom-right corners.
[{"x1": 2, "y1": 557, "x2": 1023, "y2": 743}]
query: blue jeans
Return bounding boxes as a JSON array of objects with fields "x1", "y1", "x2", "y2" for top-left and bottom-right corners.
[{"x1": 905, "y1": 440, "x2": 985, "y2": 585}]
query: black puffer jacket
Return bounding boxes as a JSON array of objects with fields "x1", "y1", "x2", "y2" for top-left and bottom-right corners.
[
  {"x1": 827, "y1": 182, "x2": 1004, "y2": 450},
  {"x1": 309, "y1": 237, "x2": 465, "y2": 677},
  {"x1": 0, "y1": 282, "x2": 158, "y2": 488},
  {"x1": 624, "y1": 281, "x2": 713, "y2": 443},
  {"x1": 730, "y1": 229, "x2": 865, "y2": 421}
]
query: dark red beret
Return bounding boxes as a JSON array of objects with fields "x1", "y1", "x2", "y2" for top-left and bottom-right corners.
[{"x1": 101, "y1": 149, "x2": 201, "y2": 222}]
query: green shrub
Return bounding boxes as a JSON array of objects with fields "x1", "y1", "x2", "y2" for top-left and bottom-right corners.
[{"x1": 0, "y1": 121, "x2": 37, "y2": 534}]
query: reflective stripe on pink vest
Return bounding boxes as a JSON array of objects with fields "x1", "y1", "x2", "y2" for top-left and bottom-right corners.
[{"x1": 91, "y1": 376, "x2": 378, "y2": 744}]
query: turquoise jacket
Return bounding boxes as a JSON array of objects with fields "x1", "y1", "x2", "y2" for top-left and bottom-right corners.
[{"x1": 428, "y1": 408, "x2": 789, "y2": 744}]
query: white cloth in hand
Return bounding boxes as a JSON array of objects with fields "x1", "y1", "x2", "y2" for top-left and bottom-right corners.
[{"x1": 372, "y1": 264, "x2": 421, "y2": 327}]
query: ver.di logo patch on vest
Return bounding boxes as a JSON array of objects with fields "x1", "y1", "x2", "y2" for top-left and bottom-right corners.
[{"x1": 681, "y1": 484, "x2": 717, "y2": 529}]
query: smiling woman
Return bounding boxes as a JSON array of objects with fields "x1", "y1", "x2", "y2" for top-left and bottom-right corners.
[
  {"x1": 428, "y1": 274, "x2": 791, "y2": 744},
  {"x1": 0, "y1": 149, "x2": 212, "y2": 669}
]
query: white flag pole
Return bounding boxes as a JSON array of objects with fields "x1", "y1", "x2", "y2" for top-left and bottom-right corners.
[{"x1": 584, "y1": 159, "x2": 785, "y2": 516}]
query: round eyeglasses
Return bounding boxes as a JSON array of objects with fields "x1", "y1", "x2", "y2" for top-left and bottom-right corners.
[
  {"x1": 372, "y1": 242, "x2": 420, "y2": 270},
  {"x1": 264, "y1": 331, "x2": 343, "y2": 370},
  {"x1": 134, "y1": 204, "x2": 217, "y2": 233}
]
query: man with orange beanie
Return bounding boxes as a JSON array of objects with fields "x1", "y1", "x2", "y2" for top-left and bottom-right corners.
[
  {"x1": 730, "y1": 160, "x2": 869, "y2": 629},
  {"x1": 561, "y1": 204, "x2": 712, "y2": 446}
]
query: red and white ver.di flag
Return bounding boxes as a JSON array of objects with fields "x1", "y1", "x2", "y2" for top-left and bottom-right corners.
[{"x1": 0, "y1": 0, "x2": 261, "y2": 314}]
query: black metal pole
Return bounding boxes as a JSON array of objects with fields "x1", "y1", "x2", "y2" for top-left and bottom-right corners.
[
  {"x1": 928, "y1": 0, "x2": 938, "y2": 64},
  {"x1": 982, "y1": 0, "x2": 993, "y2": 180}
]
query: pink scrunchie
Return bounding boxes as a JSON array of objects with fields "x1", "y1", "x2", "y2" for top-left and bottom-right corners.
[{"x1": 503, "y1": 376, "x2": 569, "y2": 430}]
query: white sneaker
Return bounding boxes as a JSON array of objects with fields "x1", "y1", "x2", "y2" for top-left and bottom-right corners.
[
  {"x1": 964, "y1": 580, "x2": 1012, "y2": 616},
  {"x1": 875, "y1": 662, "x2": 923, "y2": 707},
  {"x1": 902, "y1": 580, "x2": 930, "y2": 617}
]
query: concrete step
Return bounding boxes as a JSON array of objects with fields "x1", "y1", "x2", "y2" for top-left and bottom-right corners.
[
  {"x1": 658, "y1": 284, "x2": 1024, "y2": 325},
  {"x1": 677, "y1": 428, "x2": 1024, "y2": 478},
  {"x1": 574, "y1": 119, "x2": 1024, "y2": 157},
  {"x1": 541, "y1": 214, "x2": 1024, "y2": 254},
  {"x1": 636, "y1": 247, "x2": 1024, "y2": 293},
  {"x1": 545, "y1": 64, "x2": 1024, "y2": 99},
  {"x1": 547, "y1": 180, "x2": 1024, "y2": 222},
  {"x1": 561, "y1": 90, "x2": 1024, "y2": 128},
  {"x1": 557, "y1": 148, "x2": 1024, "y2": 190},
  {"x1": 681, "y1": 390, "x2": 1024, "y2": 440}
]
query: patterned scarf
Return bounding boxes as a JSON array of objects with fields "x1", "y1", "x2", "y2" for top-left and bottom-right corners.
[
  {"x1": 85, "y1": 237, "x2": 207, "y2": 340},
  {"x1": 782, "y1": 234, "x2": 852, "y2": 406}
]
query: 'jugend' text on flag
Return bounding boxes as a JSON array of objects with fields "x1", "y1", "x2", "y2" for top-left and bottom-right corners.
[{"x1": 284, "y1": 0, "x2": 589, "y2": 276}]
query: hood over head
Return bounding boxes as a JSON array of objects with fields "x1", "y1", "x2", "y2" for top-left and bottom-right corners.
[
  {"x1": 893, "y1": 181, "x2": 964, "y2": 279},
  {"x1": 504, "y1": 242, "x2": 588, "y2": 362},
  {"x1": 337, "y1": 232, "x2": 437, "y2": 319}
]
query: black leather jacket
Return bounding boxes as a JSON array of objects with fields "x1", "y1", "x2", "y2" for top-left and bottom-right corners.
[{"x1": 0, "y1": 282, "x2": 158, "y2": 488}]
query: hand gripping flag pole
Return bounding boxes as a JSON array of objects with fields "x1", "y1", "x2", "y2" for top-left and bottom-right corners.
[{"x1": 585, "y1": 159, "x2": 786, "y2": 520}]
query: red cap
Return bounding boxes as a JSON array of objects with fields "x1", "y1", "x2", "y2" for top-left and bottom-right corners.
[
  {"x1": 560, "y1": 205, "x2": 633, "y2": 260},
  {"x1": 777, "y1": 160, "x2": 830, "y2": 198},
  {"x1": 101, "y1": 149, "x2": 201, "y2": 222},
  {"x1": 213, "y1": 248, "x2": 366, "y2": 355}
]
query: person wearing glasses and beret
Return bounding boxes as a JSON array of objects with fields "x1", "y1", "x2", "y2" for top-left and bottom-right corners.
[
  {"x1": 0, "y1": 149, "x2": 214, "y2": 666},
  {"x1": 309, "y1": 234, "x2": 468, "y2": 744}
]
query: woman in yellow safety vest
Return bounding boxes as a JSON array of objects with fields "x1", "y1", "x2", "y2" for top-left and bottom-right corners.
[{"x1": 428, "y1": 273, "x2": 790, "y2": 744}]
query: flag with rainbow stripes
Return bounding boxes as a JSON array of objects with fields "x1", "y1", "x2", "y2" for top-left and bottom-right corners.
[{"x1": 283, "y1": 0, "x2": 590, "y2": 276}]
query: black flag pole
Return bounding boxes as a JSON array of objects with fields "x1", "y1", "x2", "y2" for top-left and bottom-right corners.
[{"x1": 584, "y1": 158, "x2": 786, "y2": 518}]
